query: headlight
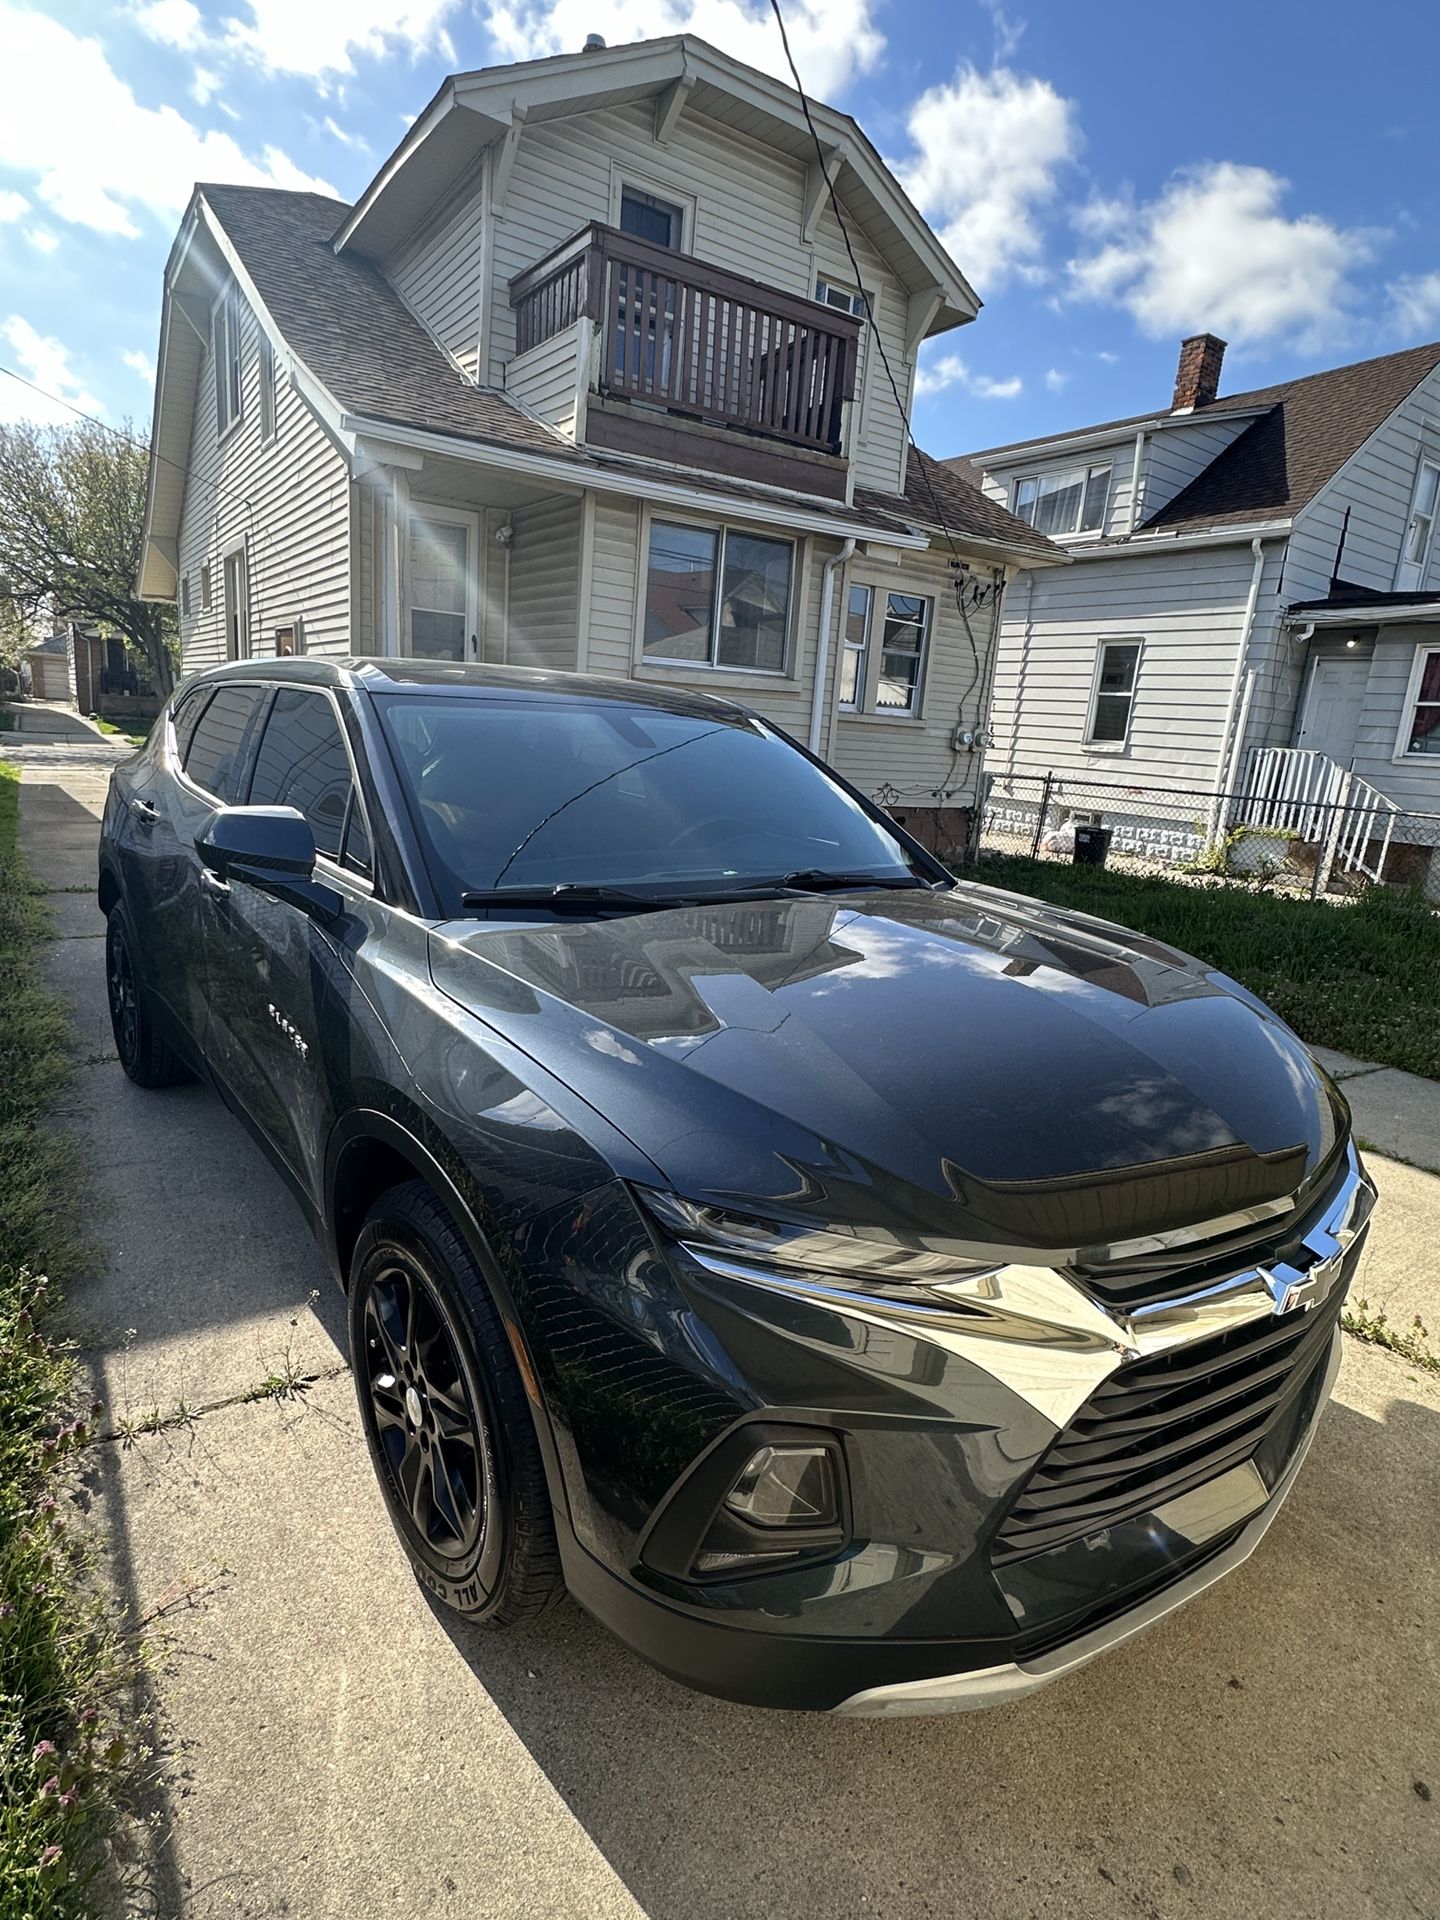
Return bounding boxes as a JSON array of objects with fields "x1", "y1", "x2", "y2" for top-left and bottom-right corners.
[{"x1": 634, "y1": 1186, "x2": 1001, "y2": 1307}]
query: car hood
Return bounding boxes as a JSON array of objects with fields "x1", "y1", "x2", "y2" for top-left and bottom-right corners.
[{"x1": 427, "y1": 883, "x2": 1345, "y2": 1252}]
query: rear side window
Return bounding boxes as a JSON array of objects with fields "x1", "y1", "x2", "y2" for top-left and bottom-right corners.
[
  {"x1": 248, "y1": 687, "x2": 372, "y2": 874},
  {"x1": 170, "y1": 687, "x2": 211, "y2": 762},
  {"x1": 183, "y1": 684, "x2": 266, "y2": 803}
]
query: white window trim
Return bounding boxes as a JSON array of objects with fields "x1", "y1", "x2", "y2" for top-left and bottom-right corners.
[
  {"x1": 836, "y1": 575, "x2": 932, "y2": 721},
  {"x1": 636, "y1": 506, "x2": 800, "y2": 682},
  {"x1": 222, "y1": 538, "x2": 251, "y2": 662},
  {"x1": 406, "y1": 501, "x2": 481, "y2": 661},
  {"x1": 609, "y1": 166, "x2": 695, "y2": 251},
  {"x1": 213, "y1": 286, "x2": 243, "y2": 443},
  {"x1": 1393, "y1": 640, "x2": 1440, "y2": 762},
  {"x1": 1395, "y1": 452, "x2": 1440, "y2": 591},
  {"x1": 271, "y1": 613, "x2": 305, "y2": 658},
  {"x1": 836, "y1": 580, "x2": 871, "y2": 712},
  {"x1": 258, "y1": 331, "x2": 277, "y2": 446},
  {"x1": 1084, "y1": 637, "x2": 1143, "y2": 751},
  {"x1": 1013, "y1": 462, "x2": 1112, "y2": 541}
]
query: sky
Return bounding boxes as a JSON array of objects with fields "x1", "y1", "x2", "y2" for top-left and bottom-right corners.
[{"x1": 0, "y1": 0, "x2": 1437, "y2": 457}]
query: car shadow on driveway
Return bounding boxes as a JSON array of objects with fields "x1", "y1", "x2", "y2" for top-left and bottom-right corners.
[{"x1": 432, "y1": 1379, "x2": 1439, "y2": 1920}]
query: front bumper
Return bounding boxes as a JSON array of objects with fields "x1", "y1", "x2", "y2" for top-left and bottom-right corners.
[{"x1": 834, "y1": 1329, "x2": 1340, "y2": 1715}]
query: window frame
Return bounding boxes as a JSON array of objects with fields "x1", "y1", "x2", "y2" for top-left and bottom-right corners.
[
  {"x1": 258, "y1": 330, "x2": 277, "y2": 445},
  {"x1": 873, "y1": 589, "x2": 932, "y2": 718},
  {"x1": 610, "y1": 168, "x2": 694, "y2": 252},
  {"x1": 1395, "y1": 454, "x2": 1440, "y2": 591},
  {"x1": 837, "y1": 582, "x2": 872, "y2": 711},
  {"x1": 213, "y1": 284, "x2": 243, "y2": 440},
  {"x1": 200, "y1": 562, "x2": 213, "y2": 612},
  {"x1": 1084, "y1": 637, "x2": 1143, "y2": 750},
  {"x1": 1393, "y1": 642, "x2": 1440, "y2": 761},
  {"x1": 1012, "y1": 462, "x2": 1112, "y2": 539},
  {"x1": 222, "y1": 539, "x2": 251, "y2": 661},
  {"x1": 406, "y1": 501, "x2": 480, "y2": 661},
  {"x1": 814, "y1": 276, "x2": 869, "y2": 321},
  {"x1": 243, "y1": 683, "x2": 375, "y2": 882},
  {"x1": 180, "y1": 574, "x2": 192, "y2": 619},
  {"x1": 639, "y1": 512, "x2": 799, "y2": 679}
]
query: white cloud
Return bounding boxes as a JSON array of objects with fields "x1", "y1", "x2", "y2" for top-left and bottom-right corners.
[
  {"x1": 192, "y1": 66, "x2": 222, "y2": 105},
  {"x1": 0, "y1": 189, "x2": 29, "y2": 223},
  {"x1": 1066, "y1": 163, "x2": 1373, "y2": 350},
  {"x1": 1043, "y1": 366, "x2": 1067, "y2": 392},
  {"x1": 1095, "y1": 349, "x2": 1120, "y2": 364},
  {"x1": 322, "y1": 114, "x2": 372, "y2": 153},
  {"x1": 0, "y1": 5, "x2": 336, "y2": 238},
  {"x1": 896, "y1": 64, "x2": 1080, "y2": 294},
  {"x1": 133, "y1": 0, "x2": 207, "y2": 48},
  {"x1": 1388, "y1": 271, "x2": 1440, "y2": 340},
  {"x1": 123, "y1": 348, "x2": 158, "y2": 382},
  {"x1": 914, "y1": 351, "x2": 1022, "y2": 401},
  {"x1": 0, "y1": 316, "x2": 104, "y2": 427},
  {"x1": 25, "y1": 228, "x2": 59, "y2": 255},
  {"x1": 484, "y1": 0, "x2": 884, "y2": 100},
  {"x1": 223, "y1": 0, "x2": 461, "y2": 80}
]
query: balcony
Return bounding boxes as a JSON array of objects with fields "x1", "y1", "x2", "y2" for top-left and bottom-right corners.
[{"x1": 508, "y1": 224, "x2": 860, "y2": 500}]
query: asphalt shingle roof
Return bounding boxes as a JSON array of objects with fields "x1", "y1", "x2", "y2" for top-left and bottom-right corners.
[
  {"x1": 199, "y1": 185, "x2": 1058, "y2": 562},
  {"x1": 952, "y1": 340, "x2": 1440, "y2": 539}
]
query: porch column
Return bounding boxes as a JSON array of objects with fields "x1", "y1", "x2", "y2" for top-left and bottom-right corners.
[{"x1": 353, "y1": 439, "x2": 423, "y2": 657}]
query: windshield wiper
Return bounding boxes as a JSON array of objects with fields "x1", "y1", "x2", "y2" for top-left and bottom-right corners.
[
  {"x1": 459, "y1": 883, "x2": 685, "y2": 912},
  {"x1": 779, "y1": 869, "x2": 941, "y2": 894}
]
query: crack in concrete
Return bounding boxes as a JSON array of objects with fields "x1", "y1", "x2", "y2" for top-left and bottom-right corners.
[{"x1": 93, "y1": 1362, "x2": 352, "y2": 1448}]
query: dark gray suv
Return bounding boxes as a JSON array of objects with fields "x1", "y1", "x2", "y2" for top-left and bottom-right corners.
[{"x1": 98, "y1": 656, "x2": 1373, "y2": 1714}]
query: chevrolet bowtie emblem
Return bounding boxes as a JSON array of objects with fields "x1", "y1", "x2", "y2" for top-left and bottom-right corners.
[{"x1": 1259, "y1": 1248, "x2": 1344, "y2": 1316}]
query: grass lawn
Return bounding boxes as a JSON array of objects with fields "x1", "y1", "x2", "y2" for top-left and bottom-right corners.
[
  {"x1": 0, "y1": 760, "x2": 143, "y2": 1915},
  {"x1": 91, "y1": 718, "x2": 147, "y2": 750},
  {"x1": 971, "y1": 854, "x2": 1440, "y2": 1081}
]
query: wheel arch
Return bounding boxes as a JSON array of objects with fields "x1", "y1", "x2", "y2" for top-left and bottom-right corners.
[{"x1": 325, "y1": 1109, "x2": 572, "y2": 1526}]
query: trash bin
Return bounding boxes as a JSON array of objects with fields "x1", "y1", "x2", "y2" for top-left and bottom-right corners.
[{"x1": 1073, "y1": 824, "x2": 1112, "y2": 867}]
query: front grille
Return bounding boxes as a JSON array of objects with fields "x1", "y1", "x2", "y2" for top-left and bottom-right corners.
[
  {"x1": 993, "y1": 1285, "x2": 1344, "y2": 1565},
  {"x1": 1069, "y1": 1150, "x2": 1350, "y2": 1314}
]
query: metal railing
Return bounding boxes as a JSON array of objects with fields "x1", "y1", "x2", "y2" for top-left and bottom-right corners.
[{"x1": 510, "y1": 223, "x2": 860, "y2": 456}]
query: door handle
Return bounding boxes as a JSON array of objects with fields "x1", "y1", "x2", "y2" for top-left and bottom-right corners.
[
  {"x1": 198, "y1": 868, "x2": 230, "y2": 898},
  {"x1": 130, "y1": 798, "x2": 160, "y2": 826}
]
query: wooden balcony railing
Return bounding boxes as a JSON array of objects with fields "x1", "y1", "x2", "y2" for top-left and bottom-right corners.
[{"x1": 510, "y1": 224, "x2": 860, "y2": 461}]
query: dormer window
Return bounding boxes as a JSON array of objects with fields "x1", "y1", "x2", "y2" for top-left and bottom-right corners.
[
  {"x1": 620, "y1": 186, "x2": 684, "y2": 250},
  {"x1": 1013, "y1": 463, "x2": 1110, "y2": 538}
]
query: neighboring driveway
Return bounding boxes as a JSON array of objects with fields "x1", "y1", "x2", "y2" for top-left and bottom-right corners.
[{"x1": 7, "y1": 726, "x2": 1438, "y2": 1920}]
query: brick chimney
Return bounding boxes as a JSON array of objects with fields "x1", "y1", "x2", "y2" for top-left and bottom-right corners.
[{"x1": 1172, "y1": 333, "x2": 1226, "y2": 411}]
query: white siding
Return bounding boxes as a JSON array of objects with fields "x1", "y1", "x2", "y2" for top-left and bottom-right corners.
[
  {"x1": 505, "y1": 493, "x2": 583, "y2": 670},
  {"x1": 390, "y1": 182, "x2": 485, "y2": 380},
  {"x1": 1139, "y1": 416, "x2": 1254, "y2": 519},
  {"x1": 485, "y1": 100, "x2": 915, "y2": 493},
  {"x1": 177, "y1": 293, "x2": 351, "y2": 673},
  {"x1": 990, "y1": 544, "x2": 1270, "y2": 792},
  {"x1": 504, "y1": 324, "x2": 581, "y2": 437},
  {"x1": 1351, "y1": 628, "x2": 1440, "y2": 812},
  {"x1": 1285, "y1": 362, "x2": 1440, "y2": 601}
]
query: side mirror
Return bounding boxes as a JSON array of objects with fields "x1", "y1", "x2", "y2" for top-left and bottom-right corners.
[{"x1": 196, "y1": 807, "x2": 343, "y2": 923}]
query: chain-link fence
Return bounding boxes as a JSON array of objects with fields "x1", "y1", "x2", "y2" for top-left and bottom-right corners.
[{"x1": 976, "y1": 769, "x2": 1440, "y2": 903}]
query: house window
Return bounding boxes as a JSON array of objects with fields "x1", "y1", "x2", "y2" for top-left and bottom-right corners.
[
  {"x1": 644, "y1": 520, "x2": 794, "y2": 674},
  {"x1": 876, "y1": 592, "x2": 930, "y2": 713},
  {"x1": 1013, "y1": 464, "x2": 1110, "y2": 537},
  {"x1": 1400, "y1": 647, "x2": 1440, "y2": 756},
  {"x1": 258, "y1": 331, "x2": 277, "y2": 444},
  {"x1": 1396, "y1": 458, "x2": 1440, "y2": 591},
  {"x1": 816, "y1": 277, "x2": 868, "y2": 320},
  {"x1": 214, "y1": 285, "x2": 243, "y2": 436},
  {"x1": 839, "y1": 585, "x2": 871, "y2": 708},
  {"x1": 200, "y1": 562, "x2": 213, "y2": 611},
  {"x1": 222, "y1": 546, "x2": 250, "y2": 660},
  {"x1": 408, "y1": 513, "x2": 473, "y2": 661},
  {"x1": 1086, "y1": 640, "x2": 1141, "y2": 745},
  {"x1": 620, "y1": 186, "x2": 684, "y2": 250},
  {"x1": 273, "y1": 618, "x2": 303, "y2": 657},
  {"x1": 180, "y1": 575, "x2": 192, "y2": 618}
]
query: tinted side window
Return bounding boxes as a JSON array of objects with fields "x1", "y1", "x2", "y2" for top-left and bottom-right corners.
[
  {"x1": 183, "y1": 684, "x2": 265, "y2": 803},
  {"x1": 248, "y1": 688, "x2": 371, "y2": 871},
  {"x1": 170, "y1": 687, "x2": 212, "y2": 761}
]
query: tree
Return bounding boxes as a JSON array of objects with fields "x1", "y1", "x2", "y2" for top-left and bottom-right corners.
[{"x1": 0, "y1": 419, "x2": 177, "y2": 696}]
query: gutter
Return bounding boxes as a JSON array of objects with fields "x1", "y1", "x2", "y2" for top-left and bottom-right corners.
[
  {"x1": 1286, "y1": 600, "x2": 1440, "y2": 628},
  {"x1": 1058, "y1": 519, "x2": 1292, "y2": 560}
]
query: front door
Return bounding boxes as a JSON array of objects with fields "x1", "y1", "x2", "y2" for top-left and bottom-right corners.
[
  {"x1": 1297, "y1": 655, "x2": 1368, "y2": 764},
  {"x1": 408, "y1": 508, "x2": 479, "y2": 661}
]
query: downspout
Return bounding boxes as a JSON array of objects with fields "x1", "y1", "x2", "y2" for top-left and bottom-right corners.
[
  {"x1": 808, "y1": 537, "x2": 857, "y2": 754},
  {"x1": 1207, "y1": 535, "x2": 1268, "y2": 840}
]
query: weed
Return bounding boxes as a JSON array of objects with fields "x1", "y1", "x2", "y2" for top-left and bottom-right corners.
[{"x1": 1342, "y1": 1297, "x2": 1440, "y2": 1374}]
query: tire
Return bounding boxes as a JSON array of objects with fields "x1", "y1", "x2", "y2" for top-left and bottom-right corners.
[
  {"x1": 105, "y1": 908, "x2": 191, "y2": 1088},
  {"x1": 349, "y1": 1179, "x2": 564, "y2": 1625}
]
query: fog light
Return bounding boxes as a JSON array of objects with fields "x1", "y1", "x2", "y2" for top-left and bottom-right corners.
[{"x1": 724, "y1": 1444, "x2": 838, "y2": 1529}]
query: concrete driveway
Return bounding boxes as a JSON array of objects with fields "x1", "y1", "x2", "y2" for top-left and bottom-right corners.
[{"x1": 8, "y1": 721, "x2": 1438, "y2": 1920}]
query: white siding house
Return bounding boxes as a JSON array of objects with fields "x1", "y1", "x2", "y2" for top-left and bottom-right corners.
[
  {"x1": 139, "y1": 35, "x2": 1061, "y2": 860},
  {"x1": 960, "y1": 335, "x2": 1440, "y2": 889}
]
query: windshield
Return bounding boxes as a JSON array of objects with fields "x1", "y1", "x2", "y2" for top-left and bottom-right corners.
[{"x1": 374, "y1": 691, "x2": 931, "y2": 909}]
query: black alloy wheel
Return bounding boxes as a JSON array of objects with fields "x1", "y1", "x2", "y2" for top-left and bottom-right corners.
[
  {"x1": 348, "y1": 1180, "x2": 564, "y2": 1623},
  {"x1": 105, "y1": 910, "x2": 190, "y2": 1088}
]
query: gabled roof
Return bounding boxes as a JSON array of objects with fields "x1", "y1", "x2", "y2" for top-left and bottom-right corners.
[
  {"x1": 953, "y1": 340, "x2": 1440, "y2": 540},
  {"x1": 335, "y1": 34, "x2": 976, "y2": 336},
  {"x1": 141, "y1": 185, "x2": 1059, "y2": 583}
]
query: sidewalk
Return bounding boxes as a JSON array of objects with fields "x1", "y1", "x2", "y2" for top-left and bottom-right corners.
[{"x1": 6, "y1": 734, "x2": 1439, "y2": 1920}]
